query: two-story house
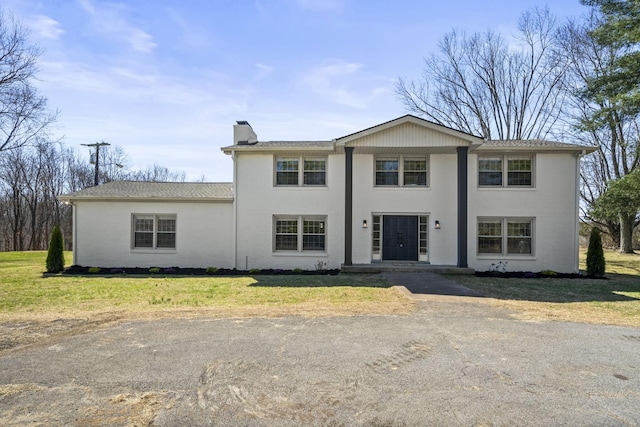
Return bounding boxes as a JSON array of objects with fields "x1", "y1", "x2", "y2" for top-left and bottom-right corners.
[{"x1": 60, "y1": 115, "x2": 596, "y2": 273}]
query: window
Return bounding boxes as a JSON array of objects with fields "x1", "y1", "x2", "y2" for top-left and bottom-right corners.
[
  {"x1": 375, "y1": 159, "x2": 398, "y2": 186},
  {"x1": 478, "y1": 218, "x2": 533, "y2": 256},
  {"x1": 274, "y1": 216, "x2": 326, "y2": 252},
  {"x1": 372, "y1": 215, "x2": 381, "y2": 256},
  {"x1": 276, "y1": 158, "x2": 299, "y2": 185},
  {"x1": 275, "y1": 157, "x2": 326, "y2": 186},
  {"x1": 275, "y1": 219, "x2": 298, "y2": 250},
  {"x1": 375, "y1": 156, "x2": 429, "y2": 186},
  {"x1": 478, "y1": 155, "x2": 533, "y2": 187},
  {"x1": 303, "y1": 159, "x2": 326, "y2": 185},
  {"x1": 133, "y1": 215, "x2": 176, "y2": 249}
]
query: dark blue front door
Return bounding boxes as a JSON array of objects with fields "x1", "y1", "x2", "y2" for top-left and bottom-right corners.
[{"x1": 382, "y1": 216, "x2": 418, "y2": 261}]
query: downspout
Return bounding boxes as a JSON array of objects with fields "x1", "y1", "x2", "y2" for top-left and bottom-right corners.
[
  {"x1": 232, "y1": 151, "x2": 238, "y2": 270},
  {"x1": 574, "y1": 150, "x2": 585, "y2": 273}
]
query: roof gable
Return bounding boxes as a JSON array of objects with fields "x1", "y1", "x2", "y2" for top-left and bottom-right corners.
[{"x1": 336, "y1": 115, "x2": 484, "y2": 148}]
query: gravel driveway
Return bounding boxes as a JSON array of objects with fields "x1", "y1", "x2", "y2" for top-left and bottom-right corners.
[{"x1": 1, "y1": 298, "x2": 639, "y2": 426}]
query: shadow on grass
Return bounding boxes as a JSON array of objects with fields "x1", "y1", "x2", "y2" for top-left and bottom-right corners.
[
  {"x1": 454, "y1": 273, "x2": 640, "y2": 303},
  {"x1": 247, "y1": 274, "x2": 394, "y2": 289}
]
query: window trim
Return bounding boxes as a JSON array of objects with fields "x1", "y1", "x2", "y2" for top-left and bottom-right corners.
[
  {"x1": 274, "y1": 156, "x2": 327, "y2": 187},
  {"x1": 273, "y1": 215, "x2": 327, "y2": 253},
  {"x1": 478, "y1": 155, "x2": 534, "y2": 188},
  {"x1": 477, "y1": 217, "x2": 534, "y2": 256},
  {"x1": 132, "y1": 214, "x2": 177, "y2": 250},
  {"x1": 374, "y1": 155, "x2": 429, "y2": 187}
]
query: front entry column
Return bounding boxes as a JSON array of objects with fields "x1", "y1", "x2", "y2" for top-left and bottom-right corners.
[
  {"x1": 457, "y1": 147, "x2": 468, "y2": 268},
  {"x1": 344, "y1": 147, "x2": 354, "y2": 266}
]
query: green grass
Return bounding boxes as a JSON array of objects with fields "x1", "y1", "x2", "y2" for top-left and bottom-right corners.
[
  {"x1": 0, "y1": 251, "x2": 412, "y2": 320},
  {"x1": 453, "y1": 248, "x2": 640, "y2": 327}
]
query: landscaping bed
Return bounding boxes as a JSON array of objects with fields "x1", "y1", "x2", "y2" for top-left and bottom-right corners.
[{"x1": 62, "y1": 265, "x2": 341, "y2": 276}]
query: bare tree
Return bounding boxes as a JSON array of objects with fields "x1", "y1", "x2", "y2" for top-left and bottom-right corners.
[
  {"x1": 0, "y1": 7, "x2": 56, "y2": 153},
  {"x1": 396, "y1": 6, "x2": 568, "y2": 140},
  {"x1": 558, "y1": 12, "x2": 640, "y2": 251}
]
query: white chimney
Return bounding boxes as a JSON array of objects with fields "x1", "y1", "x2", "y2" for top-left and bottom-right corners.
[{"x1": 233, "y1": 121, "x2": 258, "y2": 145}]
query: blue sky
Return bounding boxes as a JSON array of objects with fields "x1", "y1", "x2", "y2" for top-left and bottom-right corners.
[{"x1": 5, "y1": 0, "x2": 589, "y2": 181}]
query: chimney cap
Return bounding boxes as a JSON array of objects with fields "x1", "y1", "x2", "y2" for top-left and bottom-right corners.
[{"x1": 236, "y1": 120, "x2": 250, "y2": 126}]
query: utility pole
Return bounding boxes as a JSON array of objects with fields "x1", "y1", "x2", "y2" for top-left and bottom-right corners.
[{"x1": 81, "y1": 142, "x2": 110, "y2": 186}]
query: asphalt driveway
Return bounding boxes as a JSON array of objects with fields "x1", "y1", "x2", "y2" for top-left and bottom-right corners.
[{"x1": 1, "y1": 298, "x2": 639, "y2": 426}]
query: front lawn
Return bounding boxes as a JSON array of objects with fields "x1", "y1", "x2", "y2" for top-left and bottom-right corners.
[
  {"x1": 454, "y1": 249, "x2": 640, "y2": 327},
  {"x1": 0, "y1": 251, "x2": 413, "y2": 321}
]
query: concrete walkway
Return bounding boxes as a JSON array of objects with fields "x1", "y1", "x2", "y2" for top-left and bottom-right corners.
[{"x1": 382, "y1": 271, "x2": 485, "y2": 298}]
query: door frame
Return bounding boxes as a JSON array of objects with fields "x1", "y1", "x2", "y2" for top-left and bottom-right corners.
[{"x1": 371, "y1": 213, "x2": 429, "y2": 262}]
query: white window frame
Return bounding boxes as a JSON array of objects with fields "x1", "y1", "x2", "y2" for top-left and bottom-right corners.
[
  {"x1": 273, "y1": 215, "x2": 327, "y2": 253},
  {"x1": 274, "y1": 156, "x2": 327, "y2": 187},
  {"x1": 374, "y1": 156, "x2": 429, "y2": 187},
  {"x1": 478, "y1": 155, "x2": 534, "y2": 188},
  {"x1": 477, "y1": 217, "x2": 534, "y2": 256},
  {"x1": 132, "y1": 214, "x2": 177, "y2": 250}
]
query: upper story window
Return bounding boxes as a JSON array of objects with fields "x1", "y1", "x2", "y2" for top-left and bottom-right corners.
[
  {"x1": 275, "y1": 157, "x2": 326, "y2": 186},
  {"x1": 375, "y1": 156, "x2": 428, "y2": 187},
  {"x1": 133, "y1": 214, "x2": 176, "y2": 249},
  {"x1": 478, "y1": 155, "x2": 533, "y2": 187}
]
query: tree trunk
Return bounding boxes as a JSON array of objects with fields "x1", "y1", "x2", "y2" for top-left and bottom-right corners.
[{"x1": 619, "y1": 213, "x2": 636, "y2": 253}]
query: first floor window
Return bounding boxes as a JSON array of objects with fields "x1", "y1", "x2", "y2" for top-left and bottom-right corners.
[
  {"x1": 133, "y1": 214, "x2": 176, "y2": 249},
  {"x1": 275, "y1": 216, "x2": 326, "y2": 252},
  {"x1": 478, "y1": 217, "x2": 533, "y2": 256}
]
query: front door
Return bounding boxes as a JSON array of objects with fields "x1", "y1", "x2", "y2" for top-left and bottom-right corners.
[{"x1": 382, "y1": 216, "x2": 418, "y2": 261}]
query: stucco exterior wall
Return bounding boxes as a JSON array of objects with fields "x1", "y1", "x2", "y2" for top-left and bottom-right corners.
[
  {"x1": 234, "y1": 153, "x2": 345, "y2": 270},
  {"x1": 467, "y1": 151, "x2": 580, "y2": 273},
  {"x1": 73, "y1": 200, "x2": 234, "y2": 268}
]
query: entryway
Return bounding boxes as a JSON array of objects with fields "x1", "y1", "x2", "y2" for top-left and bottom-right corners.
[{"x1": 382, "y1": 216, "x2": 418, "y2": 261}]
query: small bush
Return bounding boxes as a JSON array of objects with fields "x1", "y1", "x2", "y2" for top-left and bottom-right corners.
[
  {"x1": 540, "y1": 270, "x2": 557, "y2": 276},
  {"x1": 586, "y1": 228, "x2": 606, "y2": 278},
  {"x1": 149, "y1": 267, "x2": 160, "y2": 274},
  {"x1": 45, "y1": 226, "x2": 65, "y2": 273},
  {"x1": 293, "y1": 268, "x2": 303, "y2": 274},
  {"x1": 88, "y1": 267, "x2": 101, "y2": 274},
  {"x1": 249, "y1": 268, "x2": 261, "y2": 274},
  {"x1": 206, "y1": 267, "x2": 218, "y2": 274}
]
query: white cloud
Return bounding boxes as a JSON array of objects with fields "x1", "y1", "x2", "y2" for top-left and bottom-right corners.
[
  {"x1": 75, "y1": 0, "x2": 157, "y2": 54},
  {"x1": 301, "y1": 60, "x2": 383, "y2": 109},
  {"x1": 294, "y1": 0, "x2": 346, "y2": 12},
  {"x1": 255, "y1": 63, "x2": 274, "y2": 80},
  {"x1": 25, "y1": 15, "x2": 65, "y2": 40}
]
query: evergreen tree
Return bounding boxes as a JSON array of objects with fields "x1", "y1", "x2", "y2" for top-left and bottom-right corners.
[
  {"x1": 586, "y1": 227, "x2": 606, "y2": 278},
  {"x1": 46, "y1": 226, "x2": 65, "y2": 273}
]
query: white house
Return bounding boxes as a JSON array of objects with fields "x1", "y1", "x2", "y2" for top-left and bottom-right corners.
[{"x1": 60, "y1": 115, "x2": 596, "y2": 273}]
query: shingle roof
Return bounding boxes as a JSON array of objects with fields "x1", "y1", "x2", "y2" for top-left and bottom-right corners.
[
  {"x1": 481, "y1": 140, "x2": 597, "y2": 151},
  {"x1": 59, "y1": 181, "x2": 234, "y2": 201},
  {"x1": 221, "y1": 140, "x2": 334, "y2": 153}
]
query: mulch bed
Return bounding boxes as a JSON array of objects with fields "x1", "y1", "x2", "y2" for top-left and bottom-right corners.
[{"x1": 62, "y1": 265, "x2": 340, "y2": 276}]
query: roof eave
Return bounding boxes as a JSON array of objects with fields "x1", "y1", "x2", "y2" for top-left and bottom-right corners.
[
  {"x1": 58, "y1": 196, "x2": 234, "y2": 203},
  {"x1": 221, "y1": 145, "x2": 335, "y2": 155},
  {"x1": 477, "y1": 144, "x2": 599, "y2": 153}
]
